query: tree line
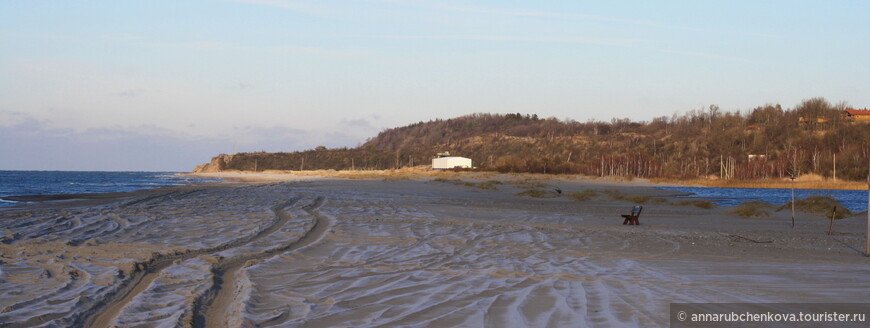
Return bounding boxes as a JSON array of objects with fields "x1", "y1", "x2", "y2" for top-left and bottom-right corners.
[{"x1": 194, "y1": 98, "x2": 870, "y2": 181}]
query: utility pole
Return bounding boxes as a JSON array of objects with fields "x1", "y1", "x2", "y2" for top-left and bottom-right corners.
[
  {"x1": 790, "y1": 173, "x2": 796, "y2": 230},
  {"x1": 300, "y1": 157, "x2": 304, "y2": 171},
  {"x1": 833, "y1": 153, "x2": 837, "y2": 181}
]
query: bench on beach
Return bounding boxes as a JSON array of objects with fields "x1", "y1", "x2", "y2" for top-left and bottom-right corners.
[{"x1": 621, "y1": 205, "x2": 643, "y2": 225}]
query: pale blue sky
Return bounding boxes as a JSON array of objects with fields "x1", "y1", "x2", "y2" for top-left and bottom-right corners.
[{"x1": 1, "y1": 1, "x2": 868, "y2": 170}]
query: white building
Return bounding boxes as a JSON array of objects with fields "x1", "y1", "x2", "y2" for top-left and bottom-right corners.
[{"x1": 432, "y1": 156, "x2": 472, "y2": 170}]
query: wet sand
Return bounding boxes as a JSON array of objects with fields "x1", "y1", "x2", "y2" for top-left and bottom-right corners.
[{"x1": 1, "y1": 174, "x2": 868, "y2": 327}]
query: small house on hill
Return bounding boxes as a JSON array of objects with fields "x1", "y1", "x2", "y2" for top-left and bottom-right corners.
[
  {"x1": 844, "y1": 109, "x2": 870, "y2": 122},
  {"x1": 432, "y1": 156, "x2": 472, "y2": 170},
  {"x1": 744, "y1": 124, "x2": 763, "y2": 133}
]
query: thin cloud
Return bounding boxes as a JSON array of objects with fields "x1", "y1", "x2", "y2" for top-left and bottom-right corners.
[
  {"x1": 108, "y1": 34, "x2": 358, "y2": 57},
  {"x1": 269, "y1": 45, "x2": 368, "y2": 57},
  {"x1": 372, "y1": 0, "x2": 656, "y2": 26},
  {"x1": 353, "y1": 34, "x2": 648, "y2": 46},
  {"x1": 0, "y1": 114, "x2": 370, "y2": 170},
  {"x1": 355, "y1": 35, "x2": 754, "y2": 64},
  {"x1": 138, "y1": 40, "x2": 224, "y2": 50},
  {"x1": 0, "y1": 117, "x2": 224, "y2": 171},
  {"x1": 115, "y1": 89, "x2": 147, "y2": 98},
  {"x1": 438, "y1": 4, "x2": 657, "y2": 27},
  {"x1": 340, "y1": 118, "x2": 373, "y2": 129},
  {"x1": 654, "y1": 48, "x2": 757, "y2": 64},
  {"x1": 224, "y1": 0, "x2": 323, "y2": 15},
  {"x1": 106, "y1": 34, "x2": 225, "y2": 50},
  {"x1": 0, "y1": 110, "x2": 35, "y2": 126},
  {"x1": 377, "y1": 1, "x2": 775, "y2": 40},
  {"x1": 226, "y1": 0, "x2": 309, "y2": 10}
]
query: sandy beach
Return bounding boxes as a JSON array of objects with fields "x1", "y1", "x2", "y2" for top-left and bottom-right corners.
[{"x1": 1, "y1": 172, "x2": 868, "y2": 327}]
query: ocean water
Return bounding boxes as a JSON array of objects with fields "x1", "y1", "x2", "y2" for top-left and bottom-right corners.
[
  {"x1": 0, "y1": 171, "x2": 222, "y2": 207},
  {"x1": 659, "y1": 186, "x2": 868, "y2": 213}
]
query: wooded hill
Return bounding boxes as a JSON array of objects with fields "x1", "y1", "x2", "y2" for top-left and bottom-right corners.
[{"x1": 193, "y1": 98, "x2": 870, "y2": 181}]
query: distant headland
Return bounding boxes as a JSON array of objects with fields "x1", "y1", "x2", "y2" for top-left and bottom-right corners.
[{"x1": 193, "y1": 98, "x2": 870, "y2": 189}]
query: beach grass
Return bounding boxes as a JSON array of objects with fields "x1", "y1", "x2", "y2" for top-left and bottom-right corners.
[
  {"x1": 674, "y1": 199, "x2": 714, "y2": 209},
  {"x1": 730, "y1": 201, "x2": 775, "y2": 218},
  {"x1": 568, "y1": 190, "x2": 597, "y2": 201},
  {"x1": 509, "y1": 179, "x2": 547, "y2": 189},
  {"x1": 516, "y1": 189, "x2": 561, "y2": 198},
  {"x1": 477, "y1": 180, "x2": 503, "y2": 190},
  {"x1": 776, "y1": 196, "x2": 852, "y2": 219},
  {"x1": 433, "y1": 178, "x2": 502, "y2": 190},
  {"x1": 601, "y1": 190, "x2": 665, "y2": 204}
]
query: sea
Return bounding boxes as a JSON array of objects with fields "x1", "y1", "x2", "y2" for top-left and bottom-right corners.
[
  {"x1": 0, "y1": 171, "x2": 866, "y2": 212},
  {"x1": 659, "y1": 186, "x2": 868, "y2": 213},
  {"x1": 0, "y1": 171, "x2": 222, "y2": 207}
]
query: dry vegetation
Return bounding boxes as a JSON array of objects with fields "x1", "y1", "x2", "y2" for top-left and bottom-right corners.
[
  {"x1": 568, "y1": 190, "x2": 597, "y2": 201},
  {"x1": 515, "y1": 189, "x2": 561, "y2": 198},
  {"x1": 730, "y1": 201, "x2": 775, "y2": 218},
  {"x1": 507, "y1": 178, "x2": 548, "y2": 189},
  {"x1": 194, "y1": 98, "x2": 870, "y2": 186},
  {"x1": 601, "y1": 190, "x2": 668, "y2": 204},
  {"x1": 477, "y1": 180, "x2": 504, "y2": 190},
  {"x1": 777, "y1": 196, "x2": 853, "y2": 219},
  {"x1": 433, "y1": 178, "x2": 503, "y2": 190},
  {"x1": 671, "y1": 199, "x2": 714, "y2": 209}
]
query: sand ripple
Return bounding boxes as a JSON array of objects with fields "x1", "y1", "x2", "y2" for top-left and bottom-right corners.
[{"x1": 1, "y1": 179, "x2": 867, "y2": 327}]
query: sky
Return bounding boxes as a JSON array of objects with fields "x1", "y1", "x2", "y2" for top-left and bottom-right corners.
[{"x1": 1, "y1": 0, "x2": 868, "y2": 171}]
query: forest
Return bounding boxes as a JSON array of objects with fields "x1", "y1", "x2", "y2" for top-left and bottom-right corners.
[{"x1": 193, "y1": 98, "x2": 870, "y2": 181}]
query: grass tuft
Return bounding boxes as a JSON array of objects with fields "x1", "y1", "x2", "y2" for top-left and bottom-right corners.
[
  {"x1": 623, "y1": 195, "x2": 652, "y2": 204},
  {"x1": 433, "y1": 178, "x2": 502, "y2": 190},
  {"x1": 510, "y1": 179, "x2": 547, "y2": 189},
  {"x1": 568, "y1": 190, "x2": 597, "y2": 201},
  {"x1": 516, "y1": 189, "x2": 561, "y2": 198},
  {"x1": 477, "y1": 180, "x2": 503, "y2": 190},
  {"x1": 602, "y1": 189, "x2": 624, "y2": 199},
  {"x1": 602, "y1": 190, "x2": 659, "y2": 204},
  {"x1": 675, "y1": 199, "x2": 714, "y2": 209},
  {"x1": 729, "y1": 201, "x2": 775, "y2": 218},
  {"x1": 776, "y1": 196, "x2": 852, "y2": 219},
  {"x1": 649, "y1": 197, "x2": 669, "y2": 204}
]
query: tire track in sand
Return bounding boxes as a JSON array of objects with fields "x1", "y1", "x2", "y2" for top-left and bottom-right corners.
[
  {"x1": 197, "y1": 195, "x2": 332, "y2": 328},
  {"x1": 83, "y1": 198, "x2": 300, "y2": 328}
]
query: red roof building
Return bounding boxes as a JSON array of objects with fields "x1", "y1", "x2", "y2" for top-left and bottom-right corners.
[{"x1": 844, "y1": 109, "x2": 870, "y2": 122}]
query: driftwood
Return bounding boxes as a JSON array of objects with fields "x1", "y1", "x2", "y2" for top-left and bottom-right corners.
[{"x1": 728, "y1": 234, "x2": 773, "y2": 244}]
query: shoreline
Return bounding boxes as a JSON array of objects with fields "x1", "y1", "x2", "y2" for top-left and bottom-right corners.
[
  {"x1": 183, "y1": 170, "x2": 686, "y2": 187},
  {"x1": 0, "y1": 182, "x2": 231, "y2": 209},
  {"x1": 0, "y1": 170, "x2": 231, "y2": 209},
  {"x1": 660, "y1": 177, "x2": 868, "y2": 191},
  {"x1": 5, "y1": 169, "x2": 862, "y2": 207},
  {"x1": 185, "y1": 169, "x2": 868, "y2": 190},
  {"x1": 0, "y1": 167, "x2": 866, "y2": 213}
]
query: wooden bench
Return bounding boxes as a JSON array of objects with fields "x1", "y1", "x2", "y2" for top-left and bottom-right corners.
[{"x1": 622, "y1": 205, "x2": 643, "y2": 225}]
